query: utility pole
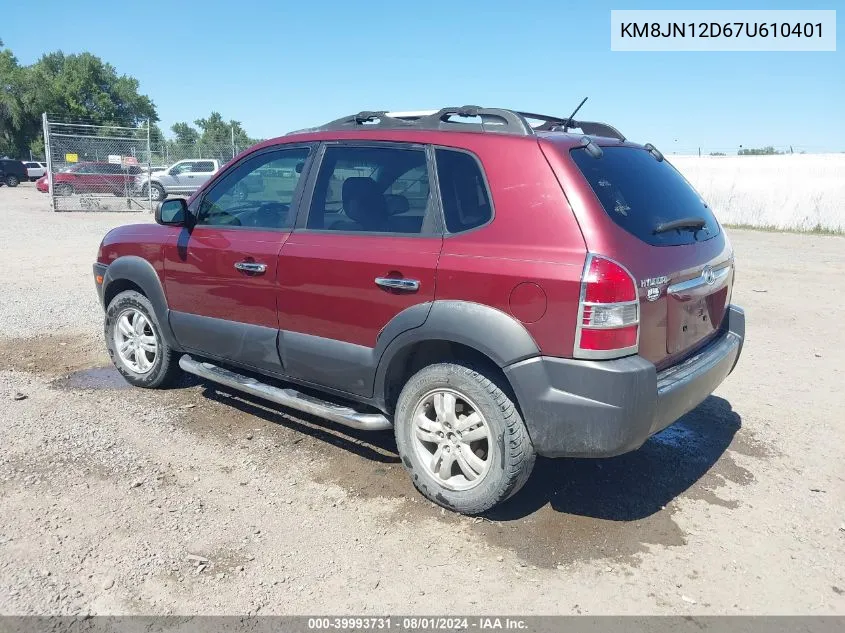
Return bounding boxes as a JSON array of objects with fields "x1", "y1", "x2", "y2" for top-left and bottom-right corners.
[{"x1": 231, "y1": 124, "x2": 236, "y2": 160}]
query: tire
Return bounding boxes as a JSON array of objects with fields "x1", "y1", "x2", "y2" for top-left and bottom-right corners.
[
  {"x1": 5, "y1": 175, "x2": 19, "y2": 187},
  {"x1": 55, "y1": 183, "x2": 74, "y2": 196},
  {"x1": 147, "y1": 183, "x2": 166, "y2": 202},
  {"x1": 104, "y1": 290, "x2": 182, "y2": 389},
  {"x1": 394, "y1": 362, "x2": 536, "y2": 515}
]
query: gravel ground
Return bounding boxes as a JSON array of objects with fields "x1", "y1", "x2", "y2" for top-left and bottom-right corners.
[{"x1": 1, "y1": 182, "x2": 843, "y2": 615}]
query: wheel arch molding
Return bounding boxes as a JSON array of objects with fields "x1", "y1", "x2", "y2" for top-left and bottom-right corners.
[
  {"x1": 101, "y1": 256, "x2": 178, "y2": 347},
  {"x1": 372, "y1": 300, "x2": 540, "y2": 407}
]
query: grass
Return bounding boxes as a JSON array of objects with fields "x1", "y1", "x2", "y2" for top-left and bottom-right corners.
[{"x1": 724, "y1": 223, "x2": 844, "y2": 237}]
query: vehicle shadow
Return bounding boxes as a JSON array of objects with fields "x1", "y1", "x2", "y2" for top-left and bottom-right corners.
[
  {"x1": 198, "y1": 384, "x2": 400, "y2": 465},
  {"x1": 191, "y1": 378, "x2": 740, "y2": 522},
  {"x1": 487, "y1": 395, "x2": 742, "y2": 522}
]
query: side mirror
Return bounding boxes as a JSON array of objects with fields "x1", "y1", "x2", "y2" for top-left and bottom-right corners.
[{"x1": 155, "y1": 198, "x2": 189, "y2": 226}]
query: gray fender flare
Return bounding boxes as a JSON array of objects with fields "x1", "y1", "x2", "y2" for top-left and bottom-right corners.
[
  {"x1": 102, "y1": 255, "x2": 178, "y2": 347},
  {"x1": 372, "y1": 300, "x2": 540, "y2": 405}
]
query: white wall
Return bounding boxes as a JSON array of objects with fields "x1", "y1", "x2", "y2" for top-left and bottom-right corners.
[{"x1": 669, "y1": 154, "x2": 845, "y2": 232}]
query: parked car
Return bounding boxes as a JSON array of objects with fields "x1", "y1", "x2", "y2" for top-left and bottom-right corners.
[
  {"x1": 23, "y1": 161, "x2": 47, "y2": 181},
  {"x1": 134, "y1": 159, "x2": 221, "y2": 201},
  {"x1": 93, "y1": 106, "x2": 745, "y2": 514},
  {"x1": 38, "y1": 162, "x2": 142, "y2": 196},
  {"x1": 0, "y1": 159, "x2": 27, "y2": 187}
]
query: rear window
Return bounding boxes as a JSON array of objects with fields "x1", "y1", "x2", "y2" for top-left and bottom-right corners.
[{"x1": 571, "y1": 146, "x2": 720, "y2": 246}]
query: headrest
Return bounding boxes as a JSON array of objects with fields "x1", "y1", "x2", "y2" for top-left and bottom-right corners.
[
  {"x1": 384, "y1": 193, "x2": 410, "y2": 216},
  {"x1": 341, "y1": 177, "x2": 388, "y2": 228}
]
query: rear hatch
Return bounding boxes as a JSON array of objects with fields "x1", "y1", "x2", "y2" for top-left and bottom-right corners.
[{"x1": 563, "y1": 143, "x2": 733, "y2": 369}]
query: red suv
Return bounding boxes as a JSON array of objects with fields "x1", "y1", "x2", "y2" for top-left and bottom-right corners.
[{"x1": 93, "y1": 107, "x2": 745, "y2": 514}]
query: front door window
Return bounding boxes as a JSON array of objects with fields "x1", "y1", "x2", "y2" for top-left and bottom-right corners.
[{"x1": 197, "y1": 147, "x2": 310, "y2": 230}]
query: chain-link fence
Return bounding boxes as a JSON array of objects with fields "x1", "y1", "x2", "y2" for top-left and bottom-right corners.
[
  {"x1": 42, "y1": 114, "x2": 155, "y2": 211},
  {"x1": 149, "y1": 131, "x2": 249, "y2": 169},
  {"x1": 41, "y1": 114, "x2": 256, "y2": 211}
]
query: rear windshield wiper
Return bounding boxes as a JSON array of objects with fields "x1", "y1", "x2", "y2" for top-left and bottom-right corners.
[{"x1": 653, "y1": 217, "x2": 706, "y2": 234}]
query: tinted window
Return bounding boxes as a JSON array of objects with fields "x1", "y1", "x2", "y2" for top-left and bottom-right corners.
[
  {"x1": 1, "y1": 160, "x2": 25, "y2": 175},
  {"x1": 197, "y1": 147, "x2": 309, "y2": 229},
  {"x1": 435, "y1": 149, "x2": 492, "y2": 233},
  {"x1": 570, "y1": 147, "x2": 720, "y2": 246},
  {"x1": 194, "y1": 161, "x2": 216, "y2": 173},
  {"x1": 308, "y1": 145, "x2": 432, "y2": 234},
  {"x1": 25, "y1": 162, "x2": 39, "y2": 168}
]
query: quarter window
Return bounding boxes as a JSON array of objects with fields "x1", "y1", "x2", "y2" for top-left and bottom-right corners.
[
  {"x1": 307, "y1": 145, "x2": 432, "y2": 234},
  {"x1": 196, "y1": 147, "x2": 309, "y2": 229},
  {"x1": 435, "y1": 149, "x2": 492, "y2": 233}
]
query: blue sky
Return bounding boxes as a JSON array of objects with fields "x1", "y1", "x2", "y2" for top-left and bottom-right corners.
[{"x1": 3, "y1": 0, "x2": 842, "y2": 153}]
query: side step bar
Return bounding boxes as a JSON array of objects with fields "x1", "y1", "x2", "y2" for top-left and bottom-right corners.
[{"x1": 178, "y1": 355, "x2": 392, "y2": 431}]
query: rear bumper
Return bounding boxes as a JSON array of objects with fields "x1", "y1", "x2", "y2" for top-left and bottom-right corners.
[{"x1": 504, "y1": 305, "x2": 745, "y2": 458}]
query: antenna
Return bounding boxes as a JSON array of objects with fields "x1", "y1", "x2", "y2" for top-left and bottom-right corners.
[{"x1": 563, "y1": 97, "x2": 588, "y2": 132}]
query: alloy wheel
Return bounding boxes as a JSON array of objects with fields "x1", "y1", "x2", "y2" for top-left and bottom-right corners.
[
  {"x1": 411, "y1": 388, "x2": 493, "y2": 491},
  {"x1": 113, "y1": 308, "x2": 158, "y2": 374}
]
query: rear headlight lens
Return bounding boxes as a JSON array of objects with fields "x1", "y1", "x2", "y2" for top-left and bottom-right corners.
[
  {"x1": 574, "y1": 254, "x2": 639, "y2": 359},
  {"x1": 582, "y1": 256, "x2": 637, "y2": 303}
]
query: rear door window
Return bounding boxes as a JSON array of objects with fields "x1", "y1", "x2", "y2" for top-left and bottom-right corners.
[
  {"x1": 306, "y1": 144, "x2": 434, "y2": 235},
  {"x1": 194, "y1": 161, "x2": 216, "y2": 173},
  {"x1": 570, "y1": 146, "x2": 720, "y2": 246}
]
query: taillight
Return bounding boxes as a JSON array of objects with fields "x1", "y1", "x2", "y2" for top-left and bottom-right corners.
[{"x1": 574, "y1": 254, "x2": 639, "y2": 359}]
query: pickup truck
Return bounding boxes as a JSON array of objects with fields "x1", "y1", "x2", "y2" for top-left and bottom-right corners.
[{"x1": 135, "y1": 159, "x2": 220, "y2": 201}]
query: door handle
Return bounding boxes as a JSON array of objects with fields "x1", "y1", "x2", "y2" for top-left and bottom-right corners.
[
  {"x1": 234, "y1": 261, "x2": 267, "y2": 274},
  {"x1": 375, "y1": 277, "x2": 420, "y2": 292}
]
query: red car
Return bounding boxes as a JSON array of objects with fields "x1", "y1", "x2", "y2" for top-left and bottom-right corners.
[
  {"x1": 37, "y1": 162, "x2": 141, "y2": 196},
  {"x1": 93, "y1": 106, "x2": 745, "y2": 514}
]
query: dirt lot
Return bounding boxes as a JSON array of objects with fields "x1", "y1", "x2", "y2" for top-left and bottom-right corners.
[{"x1": 0, "y1": 182, "x2": 843, "y2": 616}]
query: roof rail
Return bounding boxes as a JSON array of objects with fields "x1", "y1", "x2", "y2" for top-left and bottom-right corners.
[
  {"x1": 308, "y1": 106, "x2": 625, "y2": 140},
  {"x1": 316, "y1": 106, "x2": 535, "y2": 136},
  {"x1": 516, "y1": 111, "x2": 626, "y2": 141}
]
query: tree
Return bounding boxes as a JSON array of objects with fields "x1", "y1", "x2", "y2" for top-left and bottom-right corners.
[
  {"x1": 0, "y1": 40, "x2": 29, "y2": 157},
  {"x1": 166, "y1": 112, "x2": 259, "y2": 163},
  {"x1": 171, "y1": 122, "x2": 199, "y2": 146},
  {"x1": 27, "y1": 51, "x2": 156, "y2": 127},
  {"x1": 0, "y1": 40, "x2": 158, "y2": 158},
  {"x1": 195, "y1": 111, "x2": 257, "y2": 159},
  {"x1": 737, "y1": 146, "x2": 781, "y2": 156}
]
